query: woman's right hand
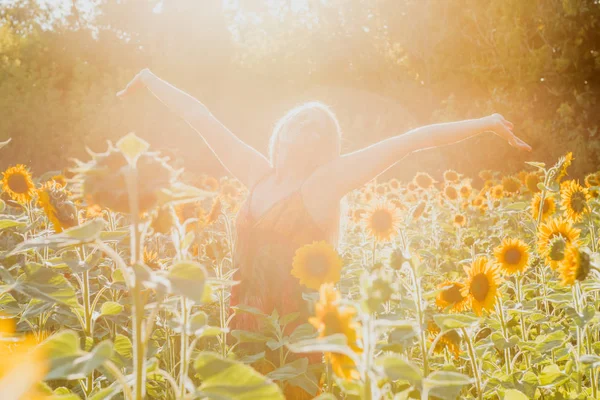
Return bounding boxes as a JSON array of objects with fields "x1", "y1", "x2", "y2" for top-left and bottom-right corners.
[{"x1": 116, "y1": 68, "x2": 152, "y2": 98}]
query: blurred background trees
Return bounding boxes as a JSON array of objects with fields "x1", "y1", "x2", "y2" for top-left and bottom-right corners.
[{"x1": 1, "y1": 0, "x2": 598, "y2": 182}]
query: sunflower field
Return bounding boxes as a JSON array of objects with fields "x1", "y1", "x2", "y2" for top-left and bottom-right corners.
[{"x1": 0, "y1": 132, "x2": 599, "y2": 400}]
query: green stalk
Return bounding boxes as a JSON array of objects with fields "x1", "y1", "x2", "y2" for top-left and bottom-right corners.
[
  {"x1": 179, "y1": 297, "x2": 189, "y2": 398},
  {"x1": 495, "y1": 296, "x2": 511, "y2": 375},
  {"x1": 362, "y1": 315, "x2": 373, "y2": 400},
  {"x1": 516, "y1": 274, "x2": 530, "y2": 369},
  {"x1": 462, "y1": 327, "x2": 483, "y2": 400},
  {"x1": 407, "y1": 263, "x2": 428, "y2": 376},
  {"x1": 125, "y1": 166, "x2": 146, "y2": 400}
]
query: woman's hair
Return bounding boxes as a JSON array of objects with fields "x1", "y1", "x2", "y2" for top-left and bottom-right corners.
[
  {"x1": 268, "y1": 101, "x2": 349, "y2": 248},
  {"x1": 268, "y1": 101, "x2": 342, "y2": 169}
]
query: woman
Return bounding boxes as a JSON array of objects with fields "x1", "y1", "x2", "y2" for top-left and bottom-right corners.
[{"x1": 117, "y1": 68, "x2": 531, "y2": 395}]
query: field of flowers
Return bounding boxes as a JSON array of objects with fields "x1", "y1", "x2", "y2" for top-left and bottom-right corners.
[{"x1": 0, "y1": 132, "x2": 598, "y2": 400}]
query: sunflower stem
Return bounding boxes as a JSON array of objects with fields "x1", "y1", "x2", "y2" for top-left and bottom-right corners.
[
  {"x1": 406, "y1": 262, "x2": 428, "y2": 376},
  {"x1": 495, "y1": 296, "x2": 511, "y2": 375},
  {"x1": 462, "y1": 327, "x2": 482, "y2": 400},
  {"x1": 516, "y1": 273, "x2": 530, "y2": 369}
]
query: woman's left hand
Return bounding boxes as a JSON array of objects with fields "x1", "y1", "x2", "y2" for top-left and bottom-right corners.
[{"x1": 485, "y1": 113, "x2": 532, "y2": 152}]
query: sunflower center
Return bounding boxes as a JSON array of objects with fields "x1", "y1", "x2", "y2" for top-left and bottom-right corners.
[
  {"x1": 7, "y1": 173, "x2": 30, "y2": 194},
  {"x1": 442, "y1": 284, "x2": 464, "y2": 304},
  {"x1": 577, "y1": 250, "x2": 591, "y2": 282},
  {"x1": 542, "y1": 199, "x2": 551, "y2": 213},
  {"x1": 570, "y1": 191, "x2": 587, "y2": 213},
  {"x1": 471, "y1": 273, "x2": 490, "y2": 302},
  {"x1": 305, "y1": 253, "x2": 330, "y2": 278},
  {"x1": 504, "y1": 248, "x2": 522, "y2": 265},
  {"x1": 549, "y1": 237, "x2": 567, "y2": 261},
  {"x1": 371, "y1": 210, "x2": 393, "y2": 232}
]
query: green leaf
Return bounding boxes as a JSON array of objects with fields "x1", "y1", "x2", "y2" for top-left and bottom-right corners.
[
  {"x1": 286, "y1": 334, "x2": 360, "y2": 365},
  {"x1": 99, "y1": 230, "x2": 128, "y2": 242},
  {"x1": 19, "y1": 264, "x2": 81, "y2": 310},
  {"x1": 266, "y1": 357, "x2": 308, "y2": 381},
  {"x1": 0, "y1": 137, "x2": 11, "y2": 150},
  {"x1": 503, "y1": 202, "x2": 529, "y2": 211},
  {"x1": 504, "y1": 389, "x2": 529, "y2": 400},
  {"x1": 156, "y1": 182, "x2": 216, "y2": 206},
  {"x1": 188, "y1": 311, "x2": 208, "y2": 334},
  {"x1": 581, "y1": 354, "x2": 600, "y2": 368},
  {"x1": 424, "y1": 371, "x2": 474, "y2": 400},
  {"x1": 167, "y1": 261, "x2": 207, "y2": 303},
  {"x1": 113, "y1": 334, "x2": 133, "y2": 359},
  {"x1": 376, "y1": 356, "x2": 422, "y2": 387},
  {"x1": 524, "y1": 161, "x2": 545, "y2": 169},
  {"x1": 40, "y1": 330, "x2": 114, "y2": 380},
  {"x1": 231, "y1": 330, "x2": 270, "y2": 344},
  {"x1": 100, "y1": 301, "x2": 123, "y2": 316},
  {"x1": 8, "y1": 219, "x2": 106, "y2": 255},
  {"x1": 194, "y1": 351, "x2": 284, "y2": 400},
  {"x1": 0, "y1": 219, "x2": 26, "y2": 230},
  {"x1": 433, "y1": 314, "x2": 479, "y2": 331},
  {"x1": 538, "y1": 364, "x2": 568, "y2": 387},
  {"x1": 534, "y1": 330, "x2": 566, "y2": 354}
]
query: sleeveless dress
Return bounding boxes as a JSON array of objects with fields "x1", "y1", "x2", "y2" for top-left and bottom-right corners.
[{"x1": 229, "y1": 170, "x2": 336, "y2": 398}]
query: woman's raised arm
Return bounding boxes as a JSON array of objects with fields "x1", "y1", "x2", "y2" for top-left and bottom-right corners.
[
  {"x1": 309, "y1": 114, "x2": 532, "y2": 199},
  {"x1": 117, "y1": 69, "x2": 271, "y2": 188}
]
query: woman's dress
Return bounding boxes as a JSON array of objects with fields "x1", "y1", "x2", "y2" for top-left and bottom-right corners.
[{"x1": 229, "y1": 170, "x2": 336, "y2": 398}]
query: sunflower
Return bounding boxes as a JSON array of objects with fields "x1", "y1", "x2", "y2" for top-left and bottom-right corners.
[
  {"x1": 472, "y1": 196, "x2": 484, "y2": 207},
  {"x1": 501, "y1": 176, "x2": 521, "y2": 195},
  {"x1": 291, "y1": 241, "x2": 342, "y2": 290},
  {"x1": 555, "y1": 152, "x2": 573, "y2": 183},
  {"x1": 517, "y1": 170, "x2": 528, "y2": 185},
  {"x1": 71, "y1": 143, "x2": 177, "y2": 214},
  {"x1": 531, "y1": 193, "x2": 556, "y2": 222},
  {"x1": 362, "y1": 190, "x2": 374, "y2": 203},
  {"x1": 427, "y1": 320, "x2": 461, "y2": 359},
  {"x1": 414, "y1": 172, "x2": 434, "y2": 189},
  {"x1": 491, "y1": 185, "x2": 504, "y2": 200},
  {"x1": 443, "y1": 169, "x2": 460, "y2": 183},
  {"x1": 560, "y1": 180, "x2": 590, "y2": 222},
  {"x1": 37, "y1": 181, "x2": 78, "y2": 233},
  {"x1": 557, "y1": 245, "x2": 592, "y2": 286},
  {"x1": 537, "y1": 217, "x2": 581, "y2": 269},
  {"x1": 206, "y1": 196, "x2": 222, "y2": 224},
  {"x1": 459, "y1": 184, "x2": 472, "y2": 199},
  {"x1": 50, "y1": 174, "x2": 67, "y2": 187},
  {"x1": 308, "y1": 283, "x2": 362, "y2": 380},
  {"x1": 435, "y1": 281, "x2": 470, "y2": 313},
  {"x1": 151, "y1": 205, "x2": 176, "y2": 234},
  {"x1": 0, "y1": 317, "x2": 47, "y2": 400},
  {"x1": 584, "y1": 172, "x2": 600, "y2": 188},
  {"x1": 350, "y1": 208, "x2": 366, "y2": 224},
  {"x1": 453, "y1": 213, "x2": 466, "y2": 227},
  {"x1": 461, "y1": 256, "x2": 502, "y2": 316},
  {"x1": 444, "y1": 185, "x2": 458, "y2": 200},
  {"x1": 494, "y1": 238, "x2": 530, "y2": 275},
  {"x1": 526, "y1": 172, "x2": 542, "y2": 193},
  {"x1": 364, "y1": 202, "x2": 400, "y2": 242},
  {"x1": 143, "y1": 247, "x2": 160, "y2": 270},
  {"x1": 375, "y1": 184, "x2": 387, "y2": 195},
  {"x1": 1, "y1": 164, "x2": 35, "y2": 204}
]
